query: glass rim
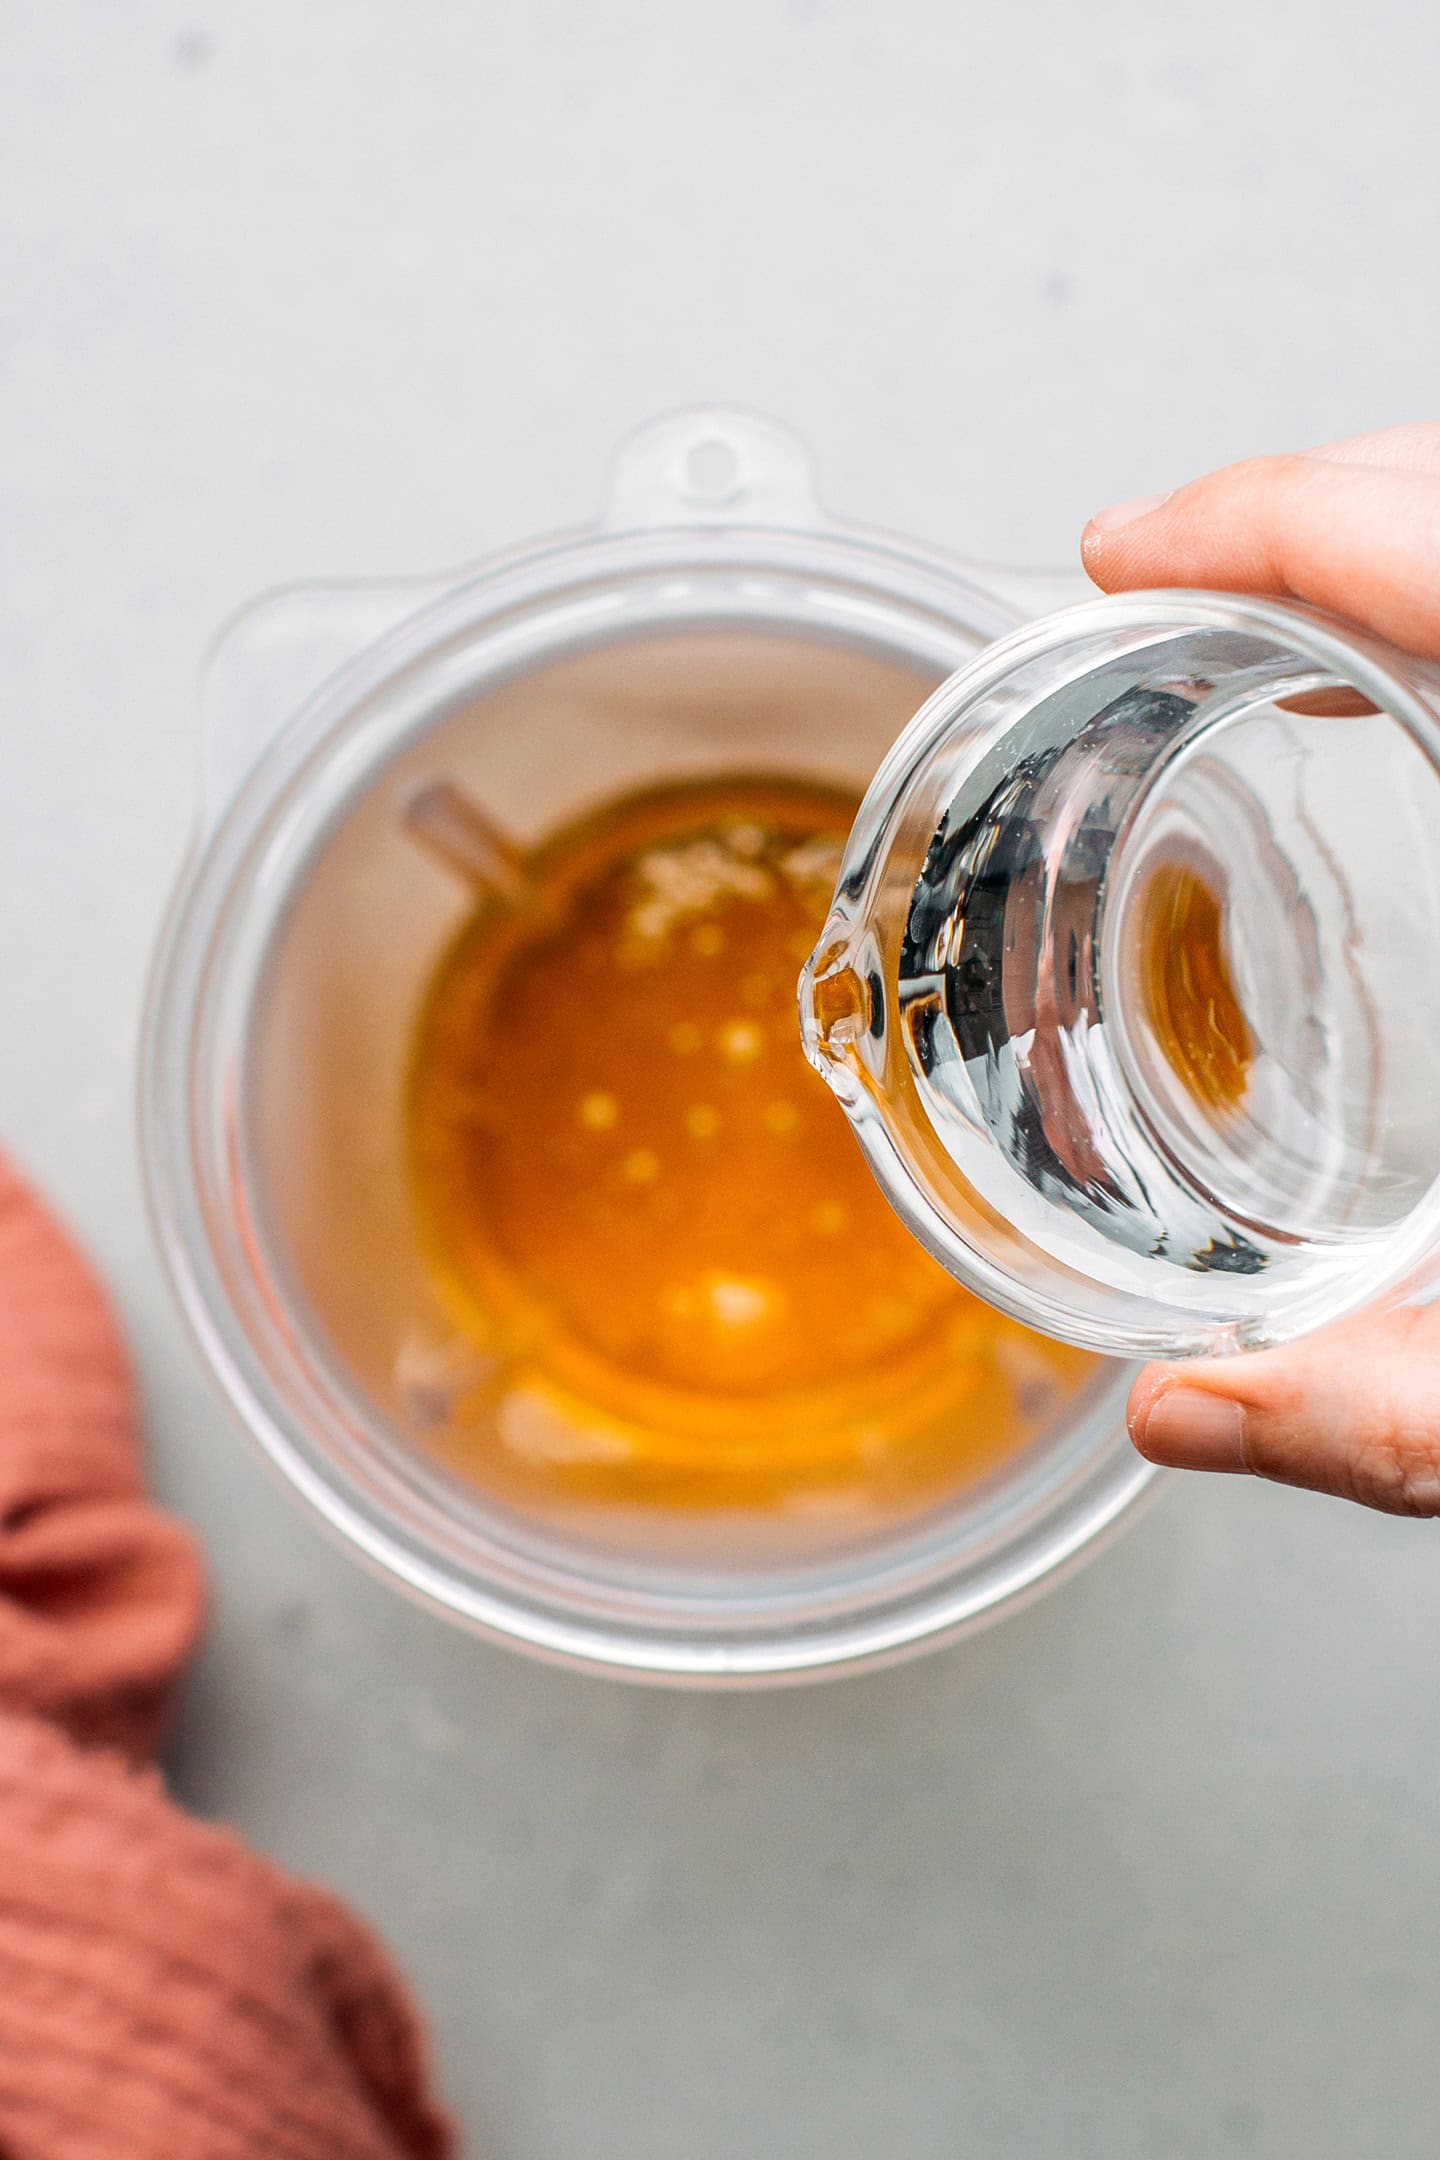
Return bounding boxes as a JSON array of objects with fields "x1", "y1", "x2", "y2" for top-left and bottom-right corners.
[{"x1": 816, "y1": 588, "x2": 1440, "y2": 1359}]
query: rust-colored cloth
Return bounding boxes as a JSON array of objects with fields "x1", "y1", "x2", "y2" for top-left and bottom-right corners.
[{"x1": 0, "y1": 1157, "x2": 453, "y2": 2159}]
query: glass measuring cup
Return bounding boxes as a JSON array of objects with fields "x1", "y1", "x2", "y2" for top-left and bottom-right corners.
[
  {"x1": 141, "y1": 407, "x2": 1148, "y2": 1683},
  {"x1": 801, "y1": 598, "x2": 1440, "y2": 1360}
]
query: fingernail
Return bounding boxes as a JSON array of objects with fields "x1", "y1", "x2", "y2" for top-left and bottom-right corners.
[
  {"x1": 1131, "y1": 1387, "x2": 1250, "y2": 1474},
  {"x1": 1086, "y1": 491, "x2": 1171, "y2": 535}
]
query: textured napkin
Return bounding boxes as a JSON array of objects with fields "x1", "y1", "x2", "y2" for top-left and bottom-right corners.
[{"x1": 0, "y1": 1156, "x2": 452, "y2": 2158}]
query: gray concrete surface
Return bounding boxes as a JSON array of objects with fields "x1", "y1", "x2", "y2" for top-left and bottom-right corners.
[{"x1": 5, "y1": 4, "x2": 1440, "y2": 2154}]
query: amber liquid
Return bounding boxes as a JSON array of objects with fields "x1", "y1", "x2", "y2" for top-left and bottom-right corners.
[
  {"x1": 1135, "y1": 862, "x2": 1254, "y2": 1117},
  {"x1": 408, "y1": 776, "x2": 1096, "y2": 1514}
]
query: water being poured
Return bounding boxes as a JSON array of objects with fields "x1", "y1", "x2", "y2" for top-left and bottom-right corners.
[
  {"x1": 800, "y1": 615, "x2": 1440, "y2": 1351},
  {"x1": 892, "y1": 637, "x2": 1440, "y2": 1290}
]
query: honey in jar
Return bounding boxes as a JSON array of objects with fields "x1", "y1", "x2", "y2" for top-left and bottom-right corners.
[{"x1": 1135, "y1": 861, "x2": 1254, "y2": 1118}]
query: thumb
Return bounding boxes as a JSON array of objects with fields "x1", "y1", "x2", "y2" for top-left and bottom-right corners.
[{"x1": 1128, "y1": 1307, "x2": 1440, "y2": 1516}]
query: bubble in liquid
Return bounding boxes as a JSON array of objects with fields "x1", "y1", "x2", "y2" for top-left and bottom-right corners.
[
  {"x1": 718, "y1": 1019, "x2": 763, "y2": 1064},
  {"x1": 703, "y1": 1274, "x2": 775, "y2": 1330}
]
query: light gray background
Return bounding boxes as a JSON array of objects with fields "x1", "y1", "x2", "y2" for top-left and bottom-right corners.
[{"x1": 5, "y1": 4, "x2": 1440, "y2": 2155}]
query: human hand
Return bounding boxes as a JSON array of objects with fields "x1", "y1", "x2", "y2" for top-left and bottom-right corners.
[{"x1": 1081, "y1": 423, "x2": 1440, "y2": 1513}]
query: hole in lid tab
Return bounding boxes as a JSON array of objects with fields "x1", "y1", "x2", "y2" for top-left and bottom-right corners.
[{"x1": 682, "y1": 436, "x2": 743, "y2": 504}]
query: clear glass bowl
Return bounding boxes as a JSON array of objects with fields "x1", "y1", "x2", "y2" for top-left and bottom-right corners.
[{"x1": 141, "y1": 408, "x2": 1149, "y2": 1683}]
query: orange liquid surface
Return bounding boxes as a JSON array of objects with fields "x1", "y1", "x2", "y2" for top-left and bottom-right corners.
[
  {"x1": 1136, "y1": 862, "x2": 1253, "y2": 1116},
  {"x1": 408, "y1": 776, "x2": 1096, "y2": 1513}
]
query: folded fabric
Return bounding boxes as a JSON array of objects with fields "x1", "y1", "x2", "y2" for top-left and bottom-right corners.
[{"x1": 0, "y1": 1156, "x2": 452, "y2": 2159}]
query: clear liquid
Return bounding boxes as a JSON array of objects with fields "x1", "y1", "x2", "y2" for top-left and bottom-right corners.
[{"x1": 897, "y1": 633, "x2": 1440, "y2": 1308}]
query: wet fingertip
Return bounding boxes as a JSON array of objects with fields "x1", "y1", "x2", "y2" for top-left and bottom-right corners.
[
  {"x1": 1081, "y1": 491, "x2": 1173, "y2": 583},
  {"x1": 1079, "y1": 520, "x2": 1107, "y2": 578},
  {"x1": 1125, "y1": 1361, "x2": 1177, "y2": 1432}
]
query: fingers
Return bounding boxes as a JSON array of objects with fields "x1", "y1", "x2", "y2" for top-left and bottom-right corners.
[
  {"x1": 1081, "y1": 451, "x2": 1440, "y2": 658},
  {"x1": 1309, "y1": 420, "x2": 1440, "y2": 477},
  {"x1": 1129, "y1": 1307, "x2": 1440, "y2": 1516}
]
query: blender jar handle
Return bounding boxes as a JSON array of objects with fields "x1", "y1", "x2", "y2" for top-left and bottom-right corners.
[
  {"x1": 195, "y1": 407, "x2": 826, "y2": 828},
  {"x1": 600, "y1": 407, "x2": 828, "y2": 532},
  {"x1": 196, "y1": 576, "x2": 455, "y2": 827},
  {"x1": 193, "y1": 405, "x2": 1066, "y2": 832}
]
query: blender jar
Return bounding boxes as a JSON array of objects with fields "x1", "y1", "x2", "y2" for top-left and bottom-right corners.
[{"x1": 141, "y1": 407, "x2": 1147, "y2": 1683}]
